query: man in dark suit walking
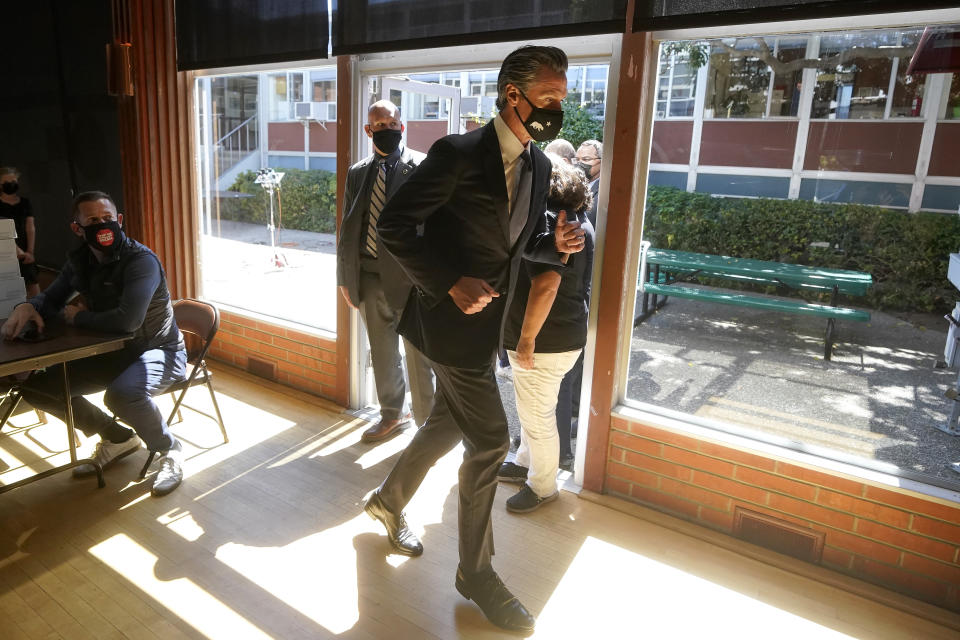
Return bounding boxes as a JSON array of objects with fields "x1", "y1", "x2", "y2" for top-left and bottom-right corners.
[
  {"x1": 337, "y1": 100, "x2": 435, "y2": 443},
  {"x1": 576, "y1": 139, "x2": 602, "y2": 228},
  {"x1": 362, "y1": 46, "x2": 584, "y2": 633}
]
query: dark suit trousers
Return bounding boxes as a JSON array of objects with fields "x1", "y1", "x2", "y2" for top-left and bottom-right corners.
[{"x1": 378, "y1": 357, "x2": 509, "y2": 575}]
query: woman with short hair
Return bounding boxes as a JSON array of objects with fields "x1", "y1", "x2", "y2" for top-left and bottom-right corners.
[
  {"x1": 497, "y1": 153, "x2": 596, "y2": 512},
  {"x1": 0, "y1": 167, "x2": 40, "y2": 297}
]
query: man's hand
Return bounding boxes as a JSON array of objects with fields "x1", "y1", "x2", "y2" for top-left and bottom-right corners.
[
  {"x1": 448, "y1": 276, "x2": 499, "y2": 314},
  {"x1": 20, "y1": 252, "x2": 34, "y2": 264},
  {"x1": 555, "y1": 210, "x2": 585, "y2": 254},
  {"x1": 63, "y1": 301, "x2": 87, "y2": 325},
  {"x1": 338, "y1": 285, "x2": 357, "y2": 310},
  {"x1": 1, "y1": 303, "x2": 43, "y2": 340},
  {"x1": 514, "y1": 337, "x2": 536, "y2": 369}
]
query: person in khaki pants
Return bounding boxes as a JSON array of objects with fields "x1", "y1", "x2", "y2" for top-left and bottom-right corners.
[{"x1": 497, "y1": 155, "x2": 595, "y2": 512}]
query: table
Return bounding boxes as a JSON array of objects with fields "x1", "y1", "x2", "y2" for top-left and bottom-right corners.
[
  {"x1": 0, "y1": 324, "x2": 130, "y2": 494},
  {"x1": 635, "y1": 242, "x2": 872, "y2": 360}
]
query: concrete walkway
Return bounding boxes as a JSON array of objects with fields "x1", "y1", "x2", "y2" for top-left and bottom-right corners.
[{"x1": 629, "y1": 295, "x2": 959, "y2": 484}]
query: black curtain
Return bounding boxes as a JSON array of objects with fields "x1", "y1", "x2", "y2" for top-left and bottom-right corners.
[
  {"x1": 634, "y1": 1, "x2": 960, "y2": 31},
  {"x1": 174, "y1": 0, "x2": 329, "y2": 71},
  {"x1": 1, "y1": 0, "x2": 123, "y2": 269},
  {"x1": 332, "y1": 0, "x2": 628, "y2": 56}
]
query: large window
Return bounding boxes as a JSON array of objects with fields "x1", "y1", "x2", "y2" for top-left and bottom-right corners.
[
  {"x1": 633, "y1": 29, "x2": 960, "y2": 490},
  {"x1": 195, "y1": 67, "x2": 338, "y2": 332},
  {"x1": 657, "y1": 28, "x2": 933, "y2": 122},
  {"x1": 704, "y1": 37, "x2": 807, "y2": 119},
  {"x1": 942, "y1": 72, "x2": 960, "y2": 119},
  {"x1": 812, "y1": 29, "x2": 926, "y2": 119}
]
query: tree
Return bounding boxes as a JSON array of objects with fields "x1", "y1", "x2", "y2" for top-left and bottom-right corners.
[{"x1": 554, "y1": 96, "x2": 604, "y2": 149}]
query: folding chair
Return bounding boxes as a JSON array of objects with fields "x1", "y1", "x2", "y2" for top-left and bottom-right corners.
[{"x1": 139, "y1": 299, "x2": 227, "y2": 478}]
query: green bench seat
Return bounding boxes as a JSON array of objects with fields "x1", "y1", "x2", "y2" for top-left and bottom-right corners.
[
  {"x1": 637, "y1": 246, "x2": 873, "y2": 360},
  {"x1": 645, "y1": 249, "x2": 873, "y2": 297},
  {"x1": 642, "y1": 283, "x2": 871, "y2": 322}
]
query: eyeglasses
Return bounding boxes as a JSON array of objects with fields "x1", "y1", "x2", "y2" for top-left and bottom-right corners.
[{"x1": 577, "y1": 157, "x2": 599, "y2": 163}]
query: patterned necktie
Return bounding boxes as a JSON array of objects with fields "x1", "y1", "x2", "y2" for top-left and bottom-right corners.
[{"x1": 366, "y1": 159, "x2": 387, "y2": 257}]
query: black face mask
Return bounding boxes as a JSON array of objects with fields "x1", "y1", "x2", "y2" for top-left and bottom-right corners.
[
  {"x1": 577, "y1": 161, "x2": 595, "y2": 177},
  {"x1": 1, "y1": 182, "x2": 18, "y2": 195},
  {"x1": 514, "y1": 88, "x2": 563, "y2": 142},
  {"x1": 372, "y1": 129, "x2": 402, "y2": 155},
  {"x1": 82, "y1": 220, "x2": 124, "y2": 256}
]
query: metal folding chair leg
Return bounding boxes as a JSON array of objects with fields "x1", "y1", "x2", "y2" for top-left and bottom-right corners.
[
  {"x1": 139, "y1": 451, "x2": 157, "y2": 479},
  {"x1": 204, "y1": 367, "x2": 228, "y2": 443},
  {"x1": 0, "y1": 389, "x2": 23, "y2": 429}
]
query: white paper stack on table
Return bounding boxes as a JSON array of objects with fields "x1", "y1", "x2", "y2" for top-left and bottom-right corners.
[{"x1": 0, "y1": 218, "x2": 26, "y2": 318}]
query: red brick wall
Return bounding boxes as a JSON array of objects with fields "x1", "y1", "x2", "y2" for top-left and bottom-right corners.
[
  {"x1": 606, "y1": 415, "x2": 960, "y2": 612},
  {"x1": 268, "y1": 122, "x2": 305, "y2": 151},
  {"x1": 928, "y1": 122, "x2": 960, "y2": 178},
  {"x1": 804, "y1": 121, "x2": 923, "y2": 173},
  {"x1": 207, "y1": 309, "x2": 340, "y2": 401},
  {"x1": 650, "y1": 121, "x2": 693, "y2": 165},
  {"x1": 308, "y1": 121, "x2": 337, "y2": 153},
  {"x1": 700, "y1": 120, "x2": 799, "y2": 169},
  {"x1": 406, "y1": 120, "x2": 449, "y2": 155}
]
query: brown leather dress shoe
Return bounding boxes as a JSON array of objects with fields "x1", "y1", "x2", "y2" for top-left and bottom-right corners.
[
  {"x1": 455, "y1": 566, "x2": 535, "y2": 633},
  {"x1": 363, "y1": 490, "x2": 424, "y2": 556},
  {"x1": 360, "y1": 416, "x2": 409, "y2": 443}
]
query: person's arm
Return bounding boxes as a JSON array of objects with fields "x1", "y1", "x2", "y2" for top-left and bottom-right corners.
[
  {"x1": 1, "y1": 261, "x2": 75, "y2": 337},
  {"x1": 71, "y1": 253, "x2": 160, "y2": 333},
  {"x1": 524, "y1": 209, "x2": 583, "y2": 267},
  {"x1": 513, "y1": 265, "x2": 562, "y2": 369},
  {"x1": 337, "y1": 166, "x2": 361, "y2": 309},
  {"x1": 30, "y1": 261, "x2": 75, "y2": 318},
  {"x1": 377, "y1": 138, "x2": 463, "y2": 307}
]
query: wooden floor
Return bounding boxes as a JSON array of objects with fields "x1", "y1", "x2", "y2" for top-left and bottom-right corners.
[{"x1": 2, "y1": 365, "x2": 959, "y2": 639}]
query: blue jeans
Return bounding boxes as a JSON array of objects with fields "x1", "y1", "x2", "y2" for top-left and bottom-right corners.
[{"x1": 20, "y1": 346, "x2": 187, "y2": 451}]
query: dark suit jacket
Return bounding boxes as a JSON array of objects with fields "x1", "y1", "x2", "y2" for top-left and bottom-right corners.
[
  {"x1": 336, "y1": 145, "x2": 425, "y2": 310},
  {"x1": 377, "y1": 120, "x2": 560, "y2": 368},
  {"x1": 587, "y1": 178, "x2": 600, "y2": 229}
]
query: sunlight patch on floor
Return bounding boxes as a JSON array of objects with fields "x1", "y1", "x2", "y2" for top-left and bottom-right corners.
[
  {"x1": 352, "y1": 428, "x2": 416, "y2": 469},
  {"x1": 532, "y1": 536, "x2": 857, "y2": 639},
  {"x1": 90, "y1": 533, "x2": 273, "y2": 639},
  {"x1": 268, "y1": 417, "x2": 366, "y2": 468},
  {"x1": 214, "y1": 514, "x2": 371, "y2": 634}
]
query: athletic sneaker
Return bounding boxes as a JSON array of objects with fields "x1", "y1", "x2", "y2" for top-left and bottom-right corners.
[
  {"x1": 497, "y1": 461, "x2": 529, "y2": 484},
  {"x1": 506, "y1": 484, "x2": 559, "y2": 513},
  {"x1": 73, "y1": 435, "x2": 143, "y2": 478}
]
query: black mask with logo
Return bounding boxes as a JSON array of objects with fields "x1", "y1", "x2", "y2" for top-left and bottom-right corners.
[
  {"x1": 82, "y1": 220, "x2": 125, "y2": 257},
  {"x1": 514, "y1": 88, "x2": 563, "y2": 142},
  {"x1": 1, "y1": 182, "x2": 18, "y2": 195},
  {"x1": 372, "y1": 129, "x2": 402, "y2": 156}
]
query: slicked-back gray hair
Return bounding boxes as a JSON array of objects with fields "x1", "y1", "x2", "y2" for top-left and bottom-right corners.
[
  {"x1": 496, "y1": 45, "x2": 568, "y2": 111},
  {"x1": 544, "y1": 139, "x2": 576, "y2": 161},
  {"x1": 580, "y1": 139, "x2": 603, "y2": 160}
]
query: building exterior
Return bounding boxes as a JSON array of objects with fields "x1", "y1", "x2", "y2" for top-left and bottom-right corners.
[{"x1": 650, "y1": 27, "x2": 960, "y2": 214}]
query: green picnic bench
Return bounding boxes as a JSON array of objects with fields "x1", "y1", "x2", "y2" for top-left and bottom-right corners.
[{"x1": 635, "y1": 244, "x2": 872, "y2": 360}]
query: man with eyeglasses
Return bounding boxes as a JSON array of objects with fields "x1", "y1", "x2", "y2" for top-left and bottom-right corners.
[
  {"x1": 575, "y1": 139, "x2": 602, "y2": 227},
  {"x1": 1, "y1": 191, "x2": 188, "y2": 496}
]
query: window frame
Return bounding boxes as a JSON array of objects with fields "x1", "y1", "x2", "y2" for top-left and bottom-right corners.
[{"x1": 619, "y1": 8, "x2": 960, "y2": 497}]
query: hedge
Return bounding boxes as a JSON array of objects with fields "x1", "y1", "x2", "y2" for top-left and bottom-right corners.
[
  {"x1": 220, "y1": 168, "x2": 338, "y2": 234},
  {"x1": 643, "y1": 186, "x2": 960, "y2": 313}
]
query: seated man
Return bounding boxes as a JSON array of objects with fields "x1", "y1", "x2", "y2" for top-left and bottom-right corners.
[{"x1": 1, "y1": 191, "x2": 188, "y2": 496}]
